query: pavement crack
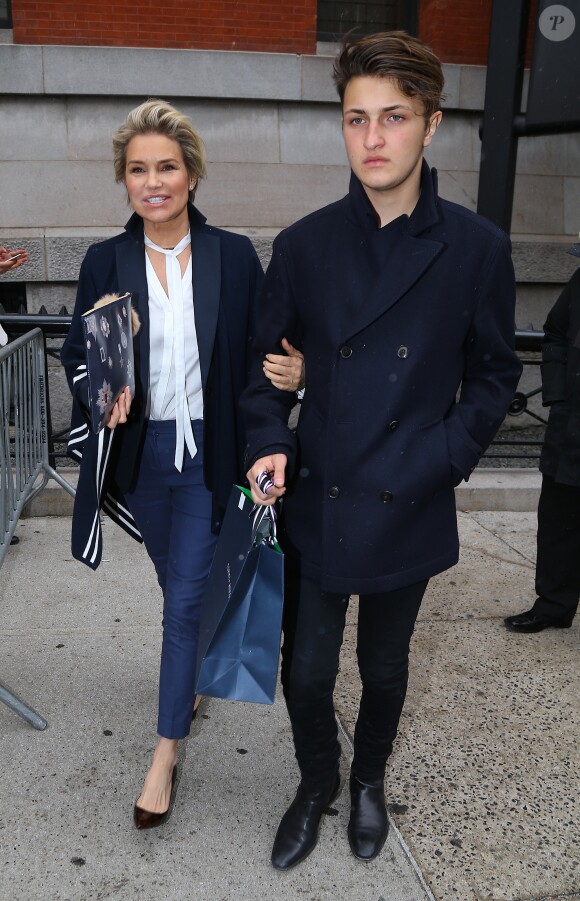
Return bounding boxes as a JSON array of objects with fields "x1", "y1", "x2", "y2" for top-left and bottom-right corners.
[
  {"x1": 461, "y1": 543, "x2": 534, "y2": 569},
  {"x1": 465, "y1": 513, "x2": 536, "y2": 566}
]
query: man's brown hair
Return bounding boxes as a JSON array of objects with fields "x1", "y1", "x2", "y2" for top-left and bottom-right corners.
[{"x1": 333, "y1": 31, "x2": 444, "y2": 119}]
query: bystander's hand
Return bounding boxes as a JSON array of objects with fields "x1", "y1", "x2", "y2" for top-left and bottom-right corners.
[{"x1": 0, "y1": 247, "x2": 29, "y2": 276}]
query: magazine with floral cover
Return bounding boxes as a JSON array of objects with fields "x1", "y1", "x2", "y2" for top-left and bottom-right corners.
[{"x1": 81, "y1": 292, "x2": 136, "y2": 434}]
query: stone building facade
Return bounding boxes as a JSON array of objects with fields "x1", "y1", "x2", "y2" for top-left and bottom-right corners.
[{"x1": 0, "y1": 0, "x2": 577, "y2": 333}]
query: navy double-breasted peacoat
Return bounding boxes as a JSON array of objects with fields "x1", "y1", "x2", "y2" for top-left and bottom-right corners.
[
  {"x1": 539, "y1": 265, "x2": 580, "y2": 486},
  {"x1": 61, "y1": 203, "x2": 263, "y2": 568},
  {"x1": 241, "y1": 163, "x2": 522, "y2": 594}
]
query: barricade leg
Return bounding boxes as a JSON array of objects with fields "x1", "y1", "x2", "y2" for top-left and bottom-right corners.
[
  {"x1": 1, "y1": 329, "x2": 62, "y2": 732},
  {"x1": 0, "y1": 680, "x2": 48, "y2": 730}
]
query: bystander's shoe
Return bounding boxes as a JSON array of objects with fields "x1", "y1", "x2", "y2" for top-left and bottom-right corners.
[
  {"x1": 271, "y1": 773, "x2": 340, "y2": 870},
  {"x1": 504, "y1": 608, "x2": 574, "y2": 633},
  {"x1": 347, "y1": 772, "x2": 389, "y2": 861}
]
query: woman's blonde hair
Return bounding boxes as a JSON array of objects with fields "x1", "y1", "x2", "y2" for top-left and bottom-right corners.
[{"x1": 112, "y1": 99, "x2": 206, "y2": 201}]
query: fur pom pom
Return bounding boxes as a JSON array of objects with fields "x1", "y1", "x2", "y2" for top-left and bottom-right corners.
[{"x1": 94, "y1": 293, "x2": 141, "y2": 335}]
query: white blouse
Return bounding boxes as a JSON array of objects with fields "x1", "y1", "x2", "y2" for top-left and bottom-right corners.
[{"x1": 144, "y1": 232, "x2": 203, "y2": 470}]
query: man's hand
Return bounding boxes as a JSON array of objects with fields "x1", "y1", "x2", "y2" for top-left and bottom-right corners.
[
  {"x1": 263, "y1": 337, "x2": 305, "y2": 392},
  {"x1": 106, "y1": 386, "x2": 132, "y2": 429},
  {"x1": 247, "y1": 453, "x2": 287, "y2": 506}
]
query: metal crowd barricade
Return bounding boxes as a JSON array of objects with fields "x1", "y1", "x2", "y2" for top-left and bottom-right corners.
[{"x1": 0, "y1": 328, "x2": 76, "y2": 730}]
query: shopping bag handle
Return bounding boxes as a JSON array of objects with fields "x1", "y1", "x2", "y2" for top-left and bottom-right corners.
[
  {"x1": 250, "y1": 502, "x2": 278, "y2": 549},
  {"x1": 235, "y1": 484, "x2": 282, "y2": 551}
]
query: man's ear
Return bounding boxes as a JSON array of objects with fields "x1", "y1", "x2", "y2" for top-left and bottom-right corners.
[{"x1": 424, "y1": 110, "x2": 442, "y2": 147}]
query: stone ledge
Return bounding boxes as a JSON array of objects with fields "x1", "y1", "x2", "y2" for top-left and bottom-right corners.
[
  {"x1": 20, "y1": 470, "x2": 78, "y2": 518},
  {"x1": 455, "y1": 469, "x2": 541, "y2": 512},
  {"x1": 22, "y1": 468, "x2": 541, "y2": 518},
  {"x1": 0, "y1": 44, "x2": 487, "y2": 110},
  {"x1": 511, "y1": 242, "x2": 579, "y2": 283},
  {"x1": 1, "y1": 233, "x2": 576, "y2": 285}
]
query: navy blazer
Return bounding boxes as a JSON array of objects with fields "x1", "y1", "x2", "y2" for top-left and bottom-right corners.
[
  {"x1": 61, "y1": 203, "x2": 263, "y2": 569},
  {"x1": 241, "y1": 163, "x2": 522, "y2": 594}
]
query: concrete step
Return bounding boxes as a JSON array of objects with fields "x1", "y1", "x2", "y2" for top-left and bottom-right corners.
[
  {"x1": 21, "y1": 469, "x2": 78, "y2": 518},
  {"x1": 20, "y1": 467, "x2": 542, "y2": 517},
  {"x1": 455, "y1": 468, "x2": 541, "y2": 512}
]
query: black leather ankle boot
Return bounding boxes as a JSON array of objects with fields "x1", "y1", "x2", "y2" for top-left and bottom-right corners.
[
  {"x1": 347, "y1": 772, "x2": 389, "y2": 861},
  {"x1": 271, "y1": 773, "x2": 340, "y2": 870}
]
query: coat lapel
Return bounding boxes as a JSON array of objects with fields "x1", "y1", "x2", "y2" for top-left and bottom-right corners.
[
  {"x1": 191, "y1": 231, "x2": 221, "y2": 391},
  {"x1": 345, "y1": 231, "x2": 445, "y2": 339},
  {"x1": 343, "y1": 163, "x2": 445, "y2": 339}
]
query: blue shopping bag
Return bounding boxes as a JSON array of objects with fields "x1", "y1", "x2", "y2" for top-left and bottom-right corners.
[{"x1": 194, "y1": 485, "x2": 284, "y2": 704}]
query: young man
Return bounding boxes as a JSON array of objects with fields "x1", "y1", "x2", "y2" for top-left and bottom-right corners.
[{"x1": 241, "y1": 32, "x2": 522, "y2": 869}]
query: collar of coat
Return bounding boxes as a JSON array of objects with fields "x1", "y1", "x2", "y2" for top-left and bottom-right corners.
[
  {"x1": 347, "y1": 159, "x2": 441, "y2": 235},
  {"x1": 123, "y1": 201, "x2": 207, "y2": 241}
]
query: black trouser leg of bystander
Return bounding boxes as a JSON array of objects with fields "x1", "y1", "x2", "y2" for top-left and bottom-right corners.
[{"x1": 534, "y1": 475, "x2": 580, "y2": 624}]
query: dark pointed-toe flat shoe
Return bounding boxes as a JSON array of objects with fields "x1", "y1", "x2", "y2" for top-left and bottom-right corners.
[
  {"x1": 348, "y1": 773, "x2": 389, "y2": 861},
  {"x1": 271, "y1": 773, "x2": 341, "y2": 871},
  {"x1": 133, "y1": 765, "x2": 177, "y2": 830},
  {"x1": 504, "y1": 609, "x2": 574, "y2": 633}
]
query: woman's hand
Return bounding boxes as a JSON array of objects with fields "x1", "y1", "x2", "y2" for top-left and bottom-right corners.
[
  {"x1": 106, "y1": 386, "x2": 132, "y2": 429},
  {"x1": 264, "y1": 337, "x2": 305, "y2": 393},
  {"x1": 0, "y1": 247, "x2": 29, "y2": 276}
]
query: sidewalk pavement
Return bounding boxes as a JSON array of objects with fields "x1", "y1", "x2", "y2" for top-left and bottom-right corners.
[{"x1": 0, "y1": 491, "x2": 578, "y2": 900}]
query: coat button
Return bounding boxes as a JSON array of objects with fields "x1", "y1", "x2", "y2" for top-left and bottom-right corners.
[
  {"x1": 339, "y1": 345, "x2": 353, "y2": 358},
  {"x1": 379, "y1": 490, "x2": 393, "y2": 502},
  {"x1": 328, "y1": 486, "x2": 340, "y2": 498},
  {"x1": 397, "y1": 345, "x2": 409, "y2": 358},
  {"x1": 387, "y1": 420, "x2": 400, "y2": 432}
]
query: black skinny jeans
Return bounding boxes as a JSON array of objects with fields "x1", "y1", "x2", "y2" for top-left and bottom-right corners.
[{"x1": 280, "y1": 567, "x2": 428, "y2": 787}]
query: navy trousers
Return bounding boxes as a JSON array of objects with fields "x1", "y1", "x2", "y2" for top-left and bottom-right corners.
[
  {"x1": 125, "y1": 419, "x2": 217, "y2": 739},
  {"x1": 281, "y1": 567, "x2": 428, "y2": 786}
]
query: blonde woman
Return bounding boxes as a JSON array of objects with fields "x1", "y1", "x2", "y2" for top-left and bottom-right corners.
[{"x1": 61, "y1": 99, "x2": 301, "y2": 829}]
